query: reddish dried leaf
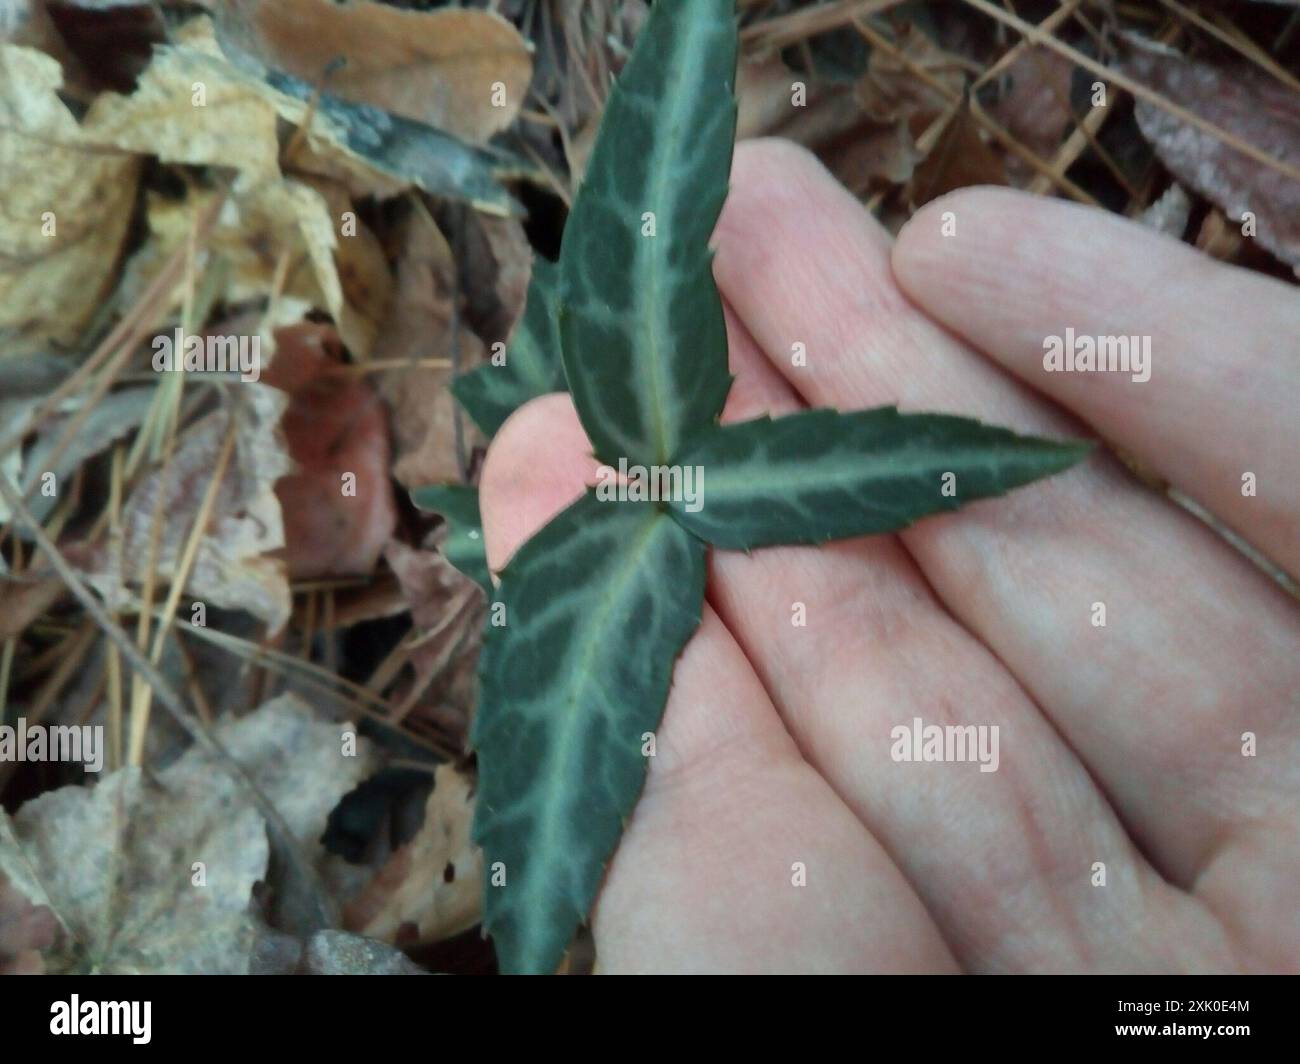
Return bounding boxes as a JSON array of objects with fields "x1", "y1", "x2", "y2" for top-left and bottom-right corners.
[
  {"x1": 0, "y1": 870, "x2": 61, "y2": 976},
  {"x1": 262, "y1": 323, "x2": 397, "y2": 580},
  {"x1": 988, "y1": 49, "x2": 1074, "y2": 169},
  {"x1": 909, "y1": 104, "x2": 1007, "y2": 207}
]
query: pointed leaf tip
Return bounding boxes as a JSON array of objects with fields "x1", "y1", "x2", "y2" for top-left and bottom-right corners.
[{"x1": 667, "y1": 407, "x2": 1091, "y2": 549}]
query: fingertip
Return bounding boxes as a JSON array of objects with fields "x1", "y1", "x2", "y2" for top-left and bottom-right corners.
[
  {"x1": 479, "y1": 393, "x2": 600, "y2": 574},
  {"x1": 892, "y1": 186, "x2": 1002, "y2": 282},
  {"x1": 721, "y1": 138, "x2": 844, "y2": 245}
]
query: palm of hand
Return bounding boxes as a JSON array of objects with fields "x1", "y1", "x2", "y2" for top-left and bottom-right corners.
[{"x1": 478, "y1": 140, "x2": 1300, "y2": 974}]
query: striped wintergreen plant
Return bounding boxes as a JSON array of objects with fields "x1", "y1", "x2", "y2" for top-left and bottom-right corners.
[{"x1": 414, "y1": 0, "x2": 1089, "y2": 974}]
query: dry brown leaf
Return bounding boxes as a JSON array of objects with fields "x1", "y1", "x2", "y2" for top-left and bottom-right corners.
[
  {"x1": 64, "y1": 13, "x2": 395, "y2": 351},
  {"x1": 343, "y1": 763, "x2": 480, "y2": 948},
  {"x1": 301, "y1": 176, "x2": 394, "y2": 357},
  {"x1": 374, "y1": 203, "x2": 484, "y2": 488},
  {"x1": 855, "y1": 23, "x2": 966, "y2": 129},
  {"x1": 261, "y1": 323, "x2": 396, "y2": 580},
  {"x1": 0, "y1": 44, "x2": 140, "y2": 351},
  {"x1": 458, "y1": 211, "x2": 532, "y2": 351},
  {"x1": 1121, "y1": 36, "x2": 1300, "y2": 268},
  {"x1": 381, "y1": 537, "x2": 481, "y2": 728},
  {"x1": 89, "y1": 15, "x2": 393, "y2": 358},
  {"x1": 735, "y1": 54, "x2": 914, "y2": 193},
  {"x1": 908, "y1": 103, "x2": 1007, "y2": 207},
  {"x1": 0, "y1": 694, "x2": 377, "y2": 974},
  {"x1": 81, "y1": 383, "x2": 293, "y2": 632},
  {"x1": 214, "y1": 0, "x2": 532, "y2": 145},
  {"x1": 138, "y1": 17, "x2": 513, "y2": 212},
  {"x1": 987, "y1": 49, "x2": 1074, "y2": 164},
  {"x1": 88, "y1": 13, "x2": 385, "y2": 350},
  {"x1": 195, "y1": 178, "x2": 333, "y2": 321}
]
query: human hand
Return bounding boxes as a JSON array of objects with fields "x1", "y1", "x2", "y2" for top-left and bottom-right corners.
[{"x1": 477, "y1": 139, "x2": 1300, "y2": 973}]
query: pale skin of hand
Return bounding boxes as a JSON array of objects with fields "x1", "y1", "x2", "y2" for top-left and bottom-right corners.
[{"x1": 478, "y1": 139, "x2": 1300, "y2": 974}]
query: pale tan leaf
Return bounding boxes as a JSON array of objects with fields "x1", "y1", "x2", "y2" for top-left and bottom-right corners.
[
  {"x1": 299, "y1": 176, "x2": 394, "y2": 358},
  {"x1": 0, "y1": 45, "x2": 140, "y2": 350},
  {"x1": 117, "y1": 174, "x2": 385, "y2": 355},
  {"x1": 80, "y1": 19, "x2": 282, "y2": 179}
]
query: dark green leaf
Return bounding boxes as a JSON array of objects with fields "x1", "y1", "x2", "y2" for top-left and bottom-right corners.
[
  {"x1": 668, "y1": 407, "x2": 1092, "y2": 548},
  {"x1": 409, "y1": 484, "x2": 492, "y2": 591},
  {"x1": 559, "y1": 0, "x2": 737, "y2": 467},
  {"x1": 473, "y1": 492, "x2": 706, "y2": 974},
  {"x1": 450, "y1": 257, "x2": 564, "y2": 438}
]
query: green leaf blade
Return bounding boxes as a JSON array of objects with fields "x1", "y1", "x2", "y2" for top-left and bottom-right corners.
[
  {"x1": 669, "y1": 407, "x2": 1092, "y2": 549},
  {"x1": 409, "y1": 484, "x2": 492, "y2": 591},
  {"x1": 559, "y1": 0, "x2": 737, "y2": 467},
  {"x1": 473, "y1": 493, "x2": 706, "y2": 974},
  {"x1": 450, "y1": 257, "x2": 565, "y2": 438}
]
